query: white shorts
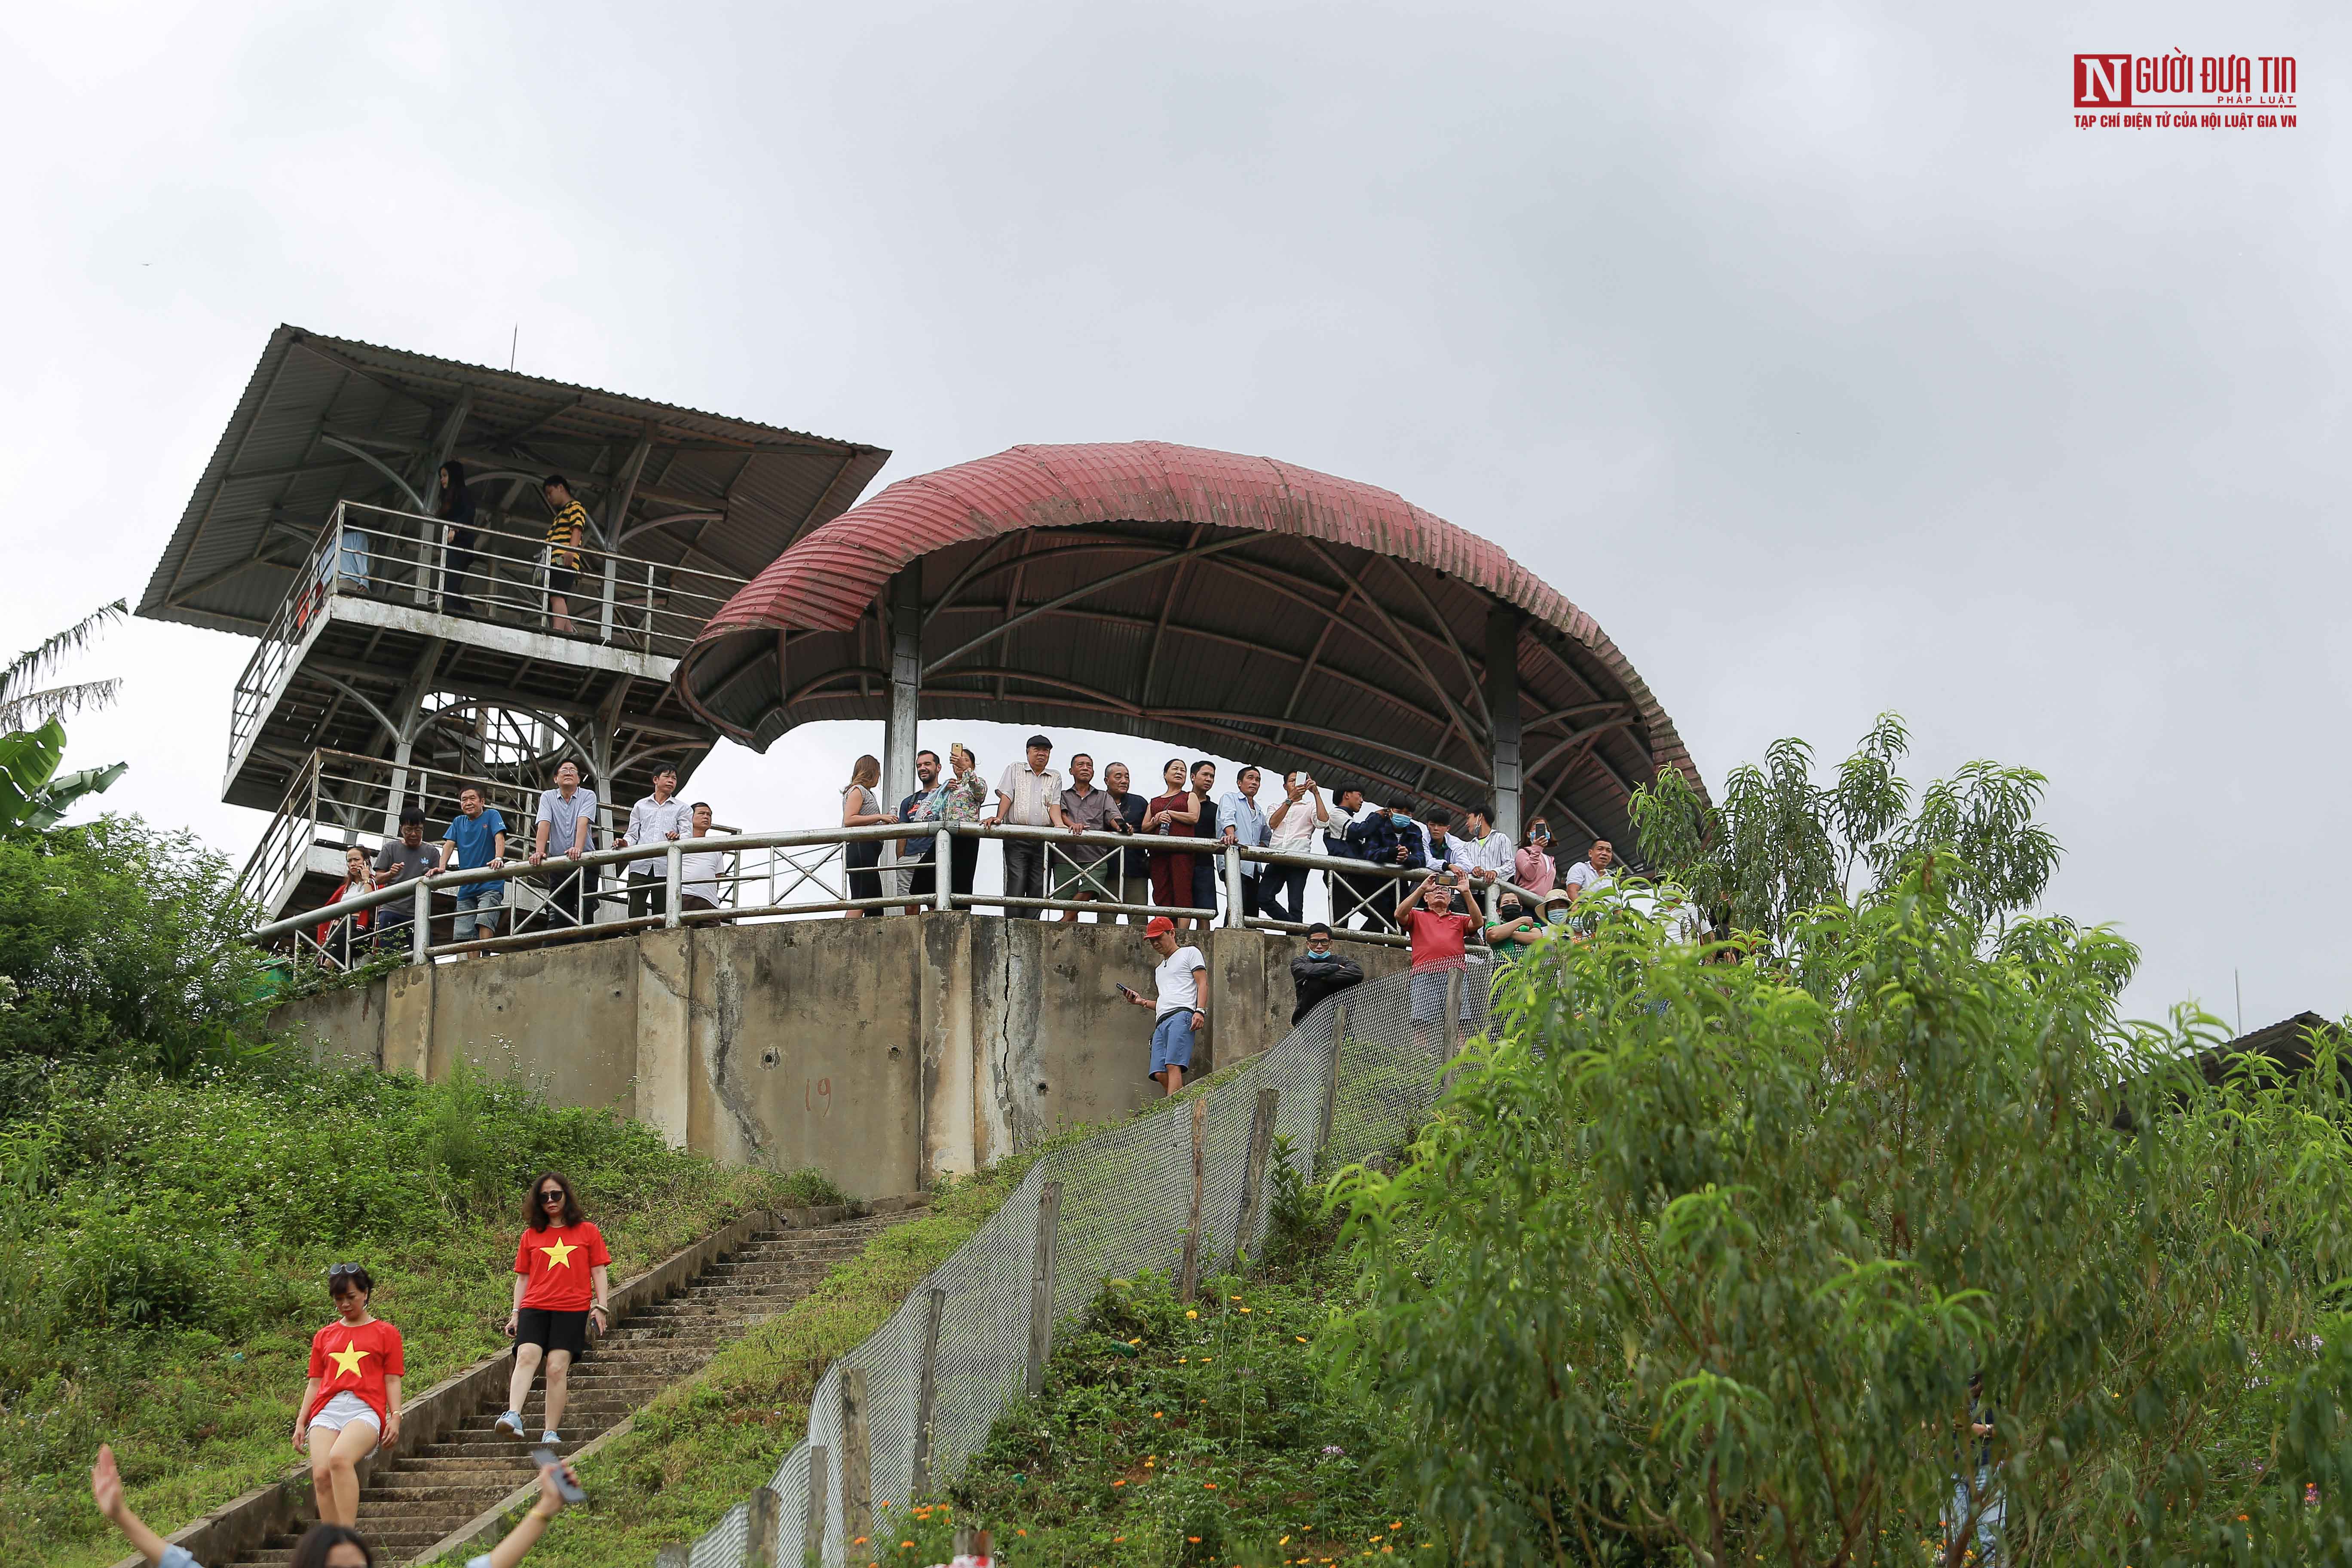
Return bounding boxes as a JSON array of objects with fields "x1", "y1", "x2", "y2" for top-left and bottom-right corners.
[{"x1": 308, "y1": 1390, "x2": 382, "y2": 1442}]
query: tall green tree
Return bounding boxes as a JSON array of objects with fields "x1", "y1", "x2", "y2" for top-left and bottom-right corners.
[
  {"x1": 1344, "y1": 879, "x2": 2352, "y2": 1566},
  {"x1": 1629, "y1": 713, "x2": 2059, "y2": 956}
]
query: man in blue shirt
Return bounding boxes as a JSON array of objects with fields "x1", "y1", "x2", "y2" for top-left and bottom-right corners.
[
  {"x1": 437, "y1": 785, "x2": 509, "y2": 949},
  {"x1": 1215, "y1": 766, "x2": 1271, "y2": 921}
]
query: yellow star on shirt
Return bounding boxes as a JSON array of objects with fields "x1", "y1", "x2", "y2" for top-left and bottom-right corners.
[
  {"x1": 539, "y1": 1238, "x2": 578, "y2": 1270},
  {"x1": 327, "y1": 1340, "x2": 370, "y2": 1380}
]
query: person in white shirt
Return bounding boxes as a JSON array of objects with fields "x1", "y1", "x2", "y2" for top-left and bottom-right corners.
[
  {"x1": 1121, "y1": 916, "x2": 1207, "y2": 1096},
  {"x1": 677, "y1": 802, "x2": 726, "y2": 917},
  {"x1": 1565, "y1": 837, "x2": 1618, "y2": 901},
  {"x1": 1262, "y1": 771, "x2": 1330, "y2": 925},
  {"x1": 1459, "y1": 805, "x2": 1516, "y2": 893},
  {"x1": 527, "y1": 761, "x2": 597, "y2": 930},
  {"x1": 616, "y1": 764, "x2": 692, "y2": 921},
  {"x1": 986, "y1": 733, "x2": 1070, "y2": 919}
]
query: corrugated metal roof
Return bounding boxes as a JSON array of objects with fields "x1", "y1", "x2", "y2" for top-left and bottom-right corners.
[
  {"x1": 675, "y1": 441, "x2": 1705, "y2": 842},
  {"x1": 138, "y1": 326, "x2": 888, "y2": 637}
]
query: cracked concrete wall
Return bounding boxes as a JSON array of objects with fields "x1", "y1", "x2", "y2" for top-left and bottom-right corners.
[
  {"x1": 687, "y1": 918, "x2": 923, "y2": 1197},
  {"x1": 270, "y1": 915, "x2": 1372, "y2": 1195}
]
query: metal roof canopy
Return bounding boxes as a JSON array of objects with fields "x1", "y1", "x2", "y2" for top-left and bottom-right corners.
[
  {"x1": 674, "y1": 441, "x2": 1705, "y2": 852},
  {"x1": 139, "y1": 325, "x2": 890, "y2": 637}
]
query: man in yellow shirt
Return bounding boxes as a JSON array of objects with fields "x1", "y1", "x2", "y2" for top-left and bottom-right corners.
[{"x1": 541, "y1": 474, "x2": 591, "y2": 634}]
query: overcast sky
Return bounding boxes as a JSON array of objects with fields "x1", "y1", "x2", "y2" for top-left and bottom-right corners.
[{"x1": 2, "y1": 2, "x2": 2341, "y2": 1030}]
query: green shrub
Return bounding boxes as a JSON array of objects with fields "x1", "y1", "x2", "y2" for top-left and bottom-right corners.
[{"x1": 0, "y1": 815, "x2": 266, "y2": 1078}]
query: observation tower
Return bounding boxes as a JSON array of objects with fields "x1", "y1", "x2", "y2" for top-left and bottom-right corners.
[{"x1": 138, "y1": 326, "x2": 886, "y2": 918}]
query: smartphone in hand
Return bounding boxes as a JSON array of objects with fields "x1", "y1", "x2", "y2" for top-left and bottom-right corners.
[
  {"x1": 1115, "y1": 983, "x2": 1142, "y2": 1002},
  {"x1": 532, "y1": 1447, "x2": 587, "y2": 1503}
]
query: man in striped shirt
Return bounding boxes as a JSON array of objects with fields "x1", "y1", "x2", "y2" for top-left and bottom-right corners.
[{"x1": 541, "y1": 474, "x2": 591, "y2": 634}]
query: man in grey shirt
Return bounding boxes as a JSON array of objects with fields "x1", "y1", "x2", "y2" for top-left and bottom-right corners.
[
  {"x1": 1055, "y1": 753, "x2": 1119, "y2": 922},
  {"x1": 529, "y1": 760, "x2": 598, "y2": 929},
  {"x1": 371, "y1": 806, "x2": 438, "y2": 945}
]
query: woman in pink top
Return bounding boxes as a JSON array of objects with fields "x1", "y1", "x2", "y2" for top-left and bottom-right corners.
[{"x1": 1514, "y1": 818, "x2": 1558, "y2": 896}]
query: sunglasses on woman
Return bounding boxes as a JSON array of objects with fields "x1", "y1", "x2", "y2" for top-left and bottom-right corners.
[
  {"x1": 539, "y1": 1189, "x2": 566, "y2": 1204},
  {"x1": 327, "y1": 1262, "x2": 365, "y2": 1280}
]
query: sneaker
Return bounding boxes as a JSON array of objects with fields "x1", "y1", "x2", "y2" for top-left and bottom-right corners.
[
  {"x1": 540, "y1": 1430, "x2": 561, "y2": 1445},
  {"x1": 493, "y1": 1411, "x2": 526, "y2": 1439}
]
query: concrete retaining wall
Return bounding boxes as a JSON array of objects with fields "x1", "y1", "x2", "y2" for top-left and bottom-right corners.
[{"x1": 269, "y1": 915, "x2": 1408, "y2": 1195}]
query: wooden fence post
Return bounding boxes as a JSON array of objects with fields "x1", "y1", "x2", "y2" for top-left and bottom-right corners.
[
  {"x1": 655, "y1": 1545, "x2": 691, "y2": 1568},
  {"x1": 1316, "y1": 1003, "x2": 1348, "y2": 1161},
  {"x1": 840, "y1": 1368, "x2": 872, "y2": 1547},
  {"x1": 742, "y1": 1485, "x2": 778, "y2": 1568},
  {"x1": 1444, "y1": 968, "x2": 1464, "y2": 1059},
  {"x1": 1025, "y1": 1181, "x2": 1064, "y2": 1396},
  {"x1": 910, "y1": 1286, "x2": 946, "y2": 1498},
  {"x1": 1178, "y1": 1097, "x2": 1207, "y2": 1303},
  {"x1": 1234, "y1": 1087, "x2": 1280, "y2": 1265},
  {"x1": 805, "y1": 1446, "x2": 829, "y2": 1559}
]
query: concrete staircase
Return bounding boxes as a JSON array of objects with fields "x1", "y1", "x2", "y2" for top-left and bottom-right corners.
[{"x1": 215, "y1": 1209, "x2": 922, "y2": 1568}]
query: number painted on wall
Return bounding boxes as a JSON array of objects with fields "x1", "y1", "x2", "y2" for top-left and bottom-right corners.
[{"x1": 805, "y1": 1075, "x2": 832, "y2": 1115}]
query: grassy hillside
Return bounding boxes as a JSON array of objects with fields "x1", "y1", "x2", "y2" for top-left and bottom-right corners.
[{"x1": 1, "y1": 1058, "x2": 839, "y2": 1568}]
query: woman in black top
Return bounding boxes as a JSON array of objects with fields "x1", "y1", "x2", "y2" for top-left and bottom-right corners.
[
  {"x1": 1186, "y1": 760, "x2": 1221, "y2": 917},
  {"x1": 438, "y1": 461, "x2": 481, "y2": 615}
]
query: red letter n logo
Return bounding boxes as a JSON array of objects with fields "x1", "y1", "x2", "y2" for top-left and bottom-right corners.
[{"x1": 2075, "y1": 54, "x2": 2132, "y2": 107}]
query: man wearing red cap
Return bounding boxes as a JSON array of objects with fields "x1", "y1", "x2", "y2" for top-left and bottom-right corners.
[{"x1": 1123, "y1": 915, "x2": 1207, "y2": 1095}]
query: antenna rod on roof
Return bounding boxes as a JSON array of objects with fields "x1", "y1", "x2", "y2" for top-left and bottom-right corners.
[{"x1": 509, "y1": 325, "x2": 518, "y2": 371}]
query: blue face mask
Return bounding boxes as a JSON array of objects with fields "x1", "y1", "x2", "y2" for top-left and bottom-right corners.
[
  {"x1": 1545, "y1": 907, "x2": 1569, "y2": 926},
  {"x1": 1390, "y1": 812, "x2": 1412, "y2": 827}
]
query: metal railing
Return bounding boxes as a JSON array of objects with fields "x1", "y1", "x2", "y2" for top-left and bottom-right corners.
[
  {"x1": 245, "y1": 818, "x2": 1550, "y2": 970},
  {"x1": 228, "y1": 501, "x2": 747, "y2": 772}
]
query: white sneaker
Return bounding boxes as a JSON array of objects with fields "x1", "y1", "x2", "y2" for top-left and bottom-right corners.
[
  {"x1": 494, "y1": 1411, "x2": 526, "y2": 1439},
  {"x1": 540, "y1": 1430, "x2": 560, "y2": 1445}
]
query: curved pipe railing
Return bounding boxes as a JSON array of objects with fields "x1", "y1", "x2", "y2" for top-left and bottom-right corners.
[{"x1": 247, "y1": 820, "x2": 1553, "y2": 967}]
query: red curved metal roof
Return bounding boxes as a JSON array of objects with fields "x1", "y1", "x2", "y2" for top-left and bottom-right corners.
[{"x1": 679, "y1": 441, "x2": 1702, "y2": 839}]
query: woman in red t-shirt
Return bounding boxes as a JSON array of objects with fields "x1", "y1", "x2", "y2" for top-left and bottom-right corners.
[
  {"x1": 495, "y1": 1171, "x2": 612, "y2": 1446},
  {"x1": 315, "y1": 846, "x2": 377, "y2": 969},
  {"x1": 294, "y1": 1261, "x2": 404, "y2": 1526},
  {"x1": 1143, "y1": 757, "x2": 1202, "y2": 928}
]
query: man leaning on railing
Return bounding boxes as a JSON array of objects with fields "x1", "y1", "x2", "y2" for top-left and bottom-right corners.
[
  {"x1": 437, "y1": 785, "x2": 509, "y2": 952},
  {"x1": 527, "y1": 761, "x2": 597, "y2": 930}
]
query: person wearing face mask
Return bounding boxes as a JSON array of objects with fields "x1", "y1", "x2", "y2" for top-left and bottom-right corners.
[
  {"x1": 1485, "y1": 892, "x2": 1542, "y2": 962},
  {"x1": 1340, "y1": 799, "x2": 1427, "y2": 933},
  {"x1": 1287, "y1": 922, "x2": 1365, "y2": 1024},
  {"x1": 1540, "y1": 891, "x2": 1574, "y2": 932},
  {"x1": 1515, "y1": 819, "x2": 1558, "y2": 897}
]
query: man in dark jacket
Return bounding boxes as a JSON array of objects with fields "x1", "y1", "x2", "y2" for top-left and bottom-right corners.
[
  {"x1": 1289, "y1": 922, "x2": 1365, "y2": 1024},
  {"x1": 1332, "y1": 796, "x2": 1425, "y2": 934}
]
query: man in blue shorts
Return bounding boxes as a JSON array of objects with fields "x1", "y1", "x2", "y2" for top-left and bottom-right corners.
[
  {"x1": 1121, "y1": 915, "x2": 1207, "y2": 1096},
  {"x1": 438, "y1": 785, "x2": 509, "y2": 952}
]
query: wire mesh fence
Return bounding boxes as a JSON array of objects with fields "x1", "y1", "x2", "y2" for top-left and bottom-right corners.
[{"x1": 668, "y1": 959, "x2": 1499, "y2": 1566}]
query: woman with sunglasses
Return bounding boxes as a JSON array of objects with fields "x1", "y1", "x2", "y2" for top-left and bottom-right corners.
[
  {"x1": 495, "y1": 1172, "x2": 611, "y2": 1446},
  {"x1": 295, "y1": 1262, "x2": 403, "y2": 1527},
  {"x1": 94, "y1": 1442, "x2": 582, "y2": 1568}
]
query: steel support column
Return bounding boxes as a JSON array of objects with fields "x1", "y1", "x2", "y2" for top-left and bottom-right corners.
[
  {"x1": 1485, "y1": 605, "x2": 1523, "y2": 843},
  {"x1": 882, "y1": 569, "x2": 922, "y2": 819}
]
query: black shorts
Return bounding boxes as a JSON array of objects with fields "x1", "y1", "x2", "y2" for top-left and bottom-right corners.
[
  {"x1": 546, "y1": 567, "x2": 580, "y2": 599},
  {"x1": 515, "y1": 1305, "x2": 591, "y2": 1358}
]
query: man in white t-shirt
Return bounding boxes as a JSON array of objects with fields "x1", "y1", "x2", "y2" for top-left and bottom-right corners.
[
  {"x1": 1262, "y1": 771, "x2": 1329, "y2": 925},
  {"x1": 677, "y1": 802, "x2": 727, "y2": 917},
  {"x1": 1565, "y1": 837, "x2": 1618, "y2": 901},
  {"x1": 1121, "y1": 915, "x2": 1207, "y2": 1095}
]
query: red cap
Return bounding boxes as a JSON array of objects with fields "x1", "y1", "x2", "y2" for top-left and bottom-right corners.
[{"x1": 1144, "y1": 916, "x2": 1176, "y2": 938}]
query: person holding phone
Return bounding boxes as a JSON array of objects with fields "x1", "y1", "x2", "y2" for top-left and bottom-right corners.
[
  {"x1": 1123, "y1": 916, "x2": 1207, "y2": 1096},
  {"x1": 495, "y1": 1172, "x2": 611, "y2": 1446},
  {"x1": 1262, "y1": 771, "x2": 1328, "y2": 925},
  {"x1": 94, "y1": 1443, "x2": 583, "y2": 1568}
]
